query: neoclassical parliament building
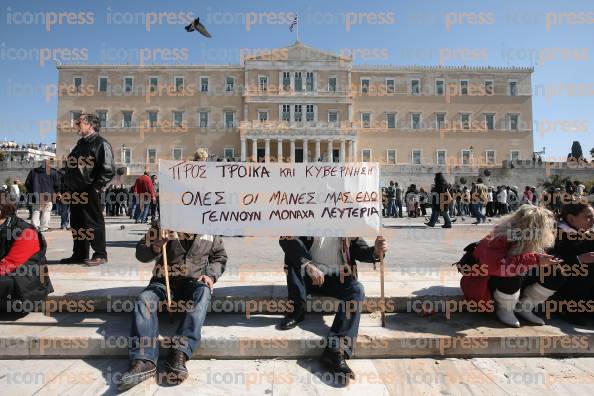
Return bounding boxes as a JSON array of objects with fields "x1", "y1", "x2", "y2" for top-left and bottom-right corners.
[{"x1": 56, "y1": 41, "x2": 534, "y2": 175}]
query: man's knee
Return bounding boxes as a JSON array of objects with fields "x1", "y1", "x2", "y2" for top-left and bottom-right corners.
[
  {"x1": 349, "y1": 281, "x2": 365, "y2": 301},
  {"x1": 192, "y1": 284, "x2": 212, "y2": 306}
]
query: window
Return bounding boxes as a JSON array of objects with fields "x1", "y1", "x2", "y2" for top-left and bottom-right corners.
[
  {"x1": 411, "y1": 79, "x2": 420, "y2": 95},
  {"x1": 437, "y1": 150, "x2": 446, "y2": 165},
  {"x1": 306, "y1": 72, "x2": 314, "y2": 92},
  {"x1": 148, "y1": 111, "x2": 158, "y2": 128},
  {"x1": 412, "y1": 150, "x2": 421, "y2": 165},
  {"x1": 172, "y1": 147, "x2": 183, "y2": 160},
  {"x1": 225, "y1": 77, "x2": 234, "y2": 92},
  {"x1": 122, "y1": 111, "x2": 133, "y2": 128},
  {"x1": 96, "y1": 111, "x2": 107, "y2": 128},
  {"x1": 460, "y1": 80, "x2": 468, "y2": 95},
  {"x1": 122, "y1": 147, "x2": 131, "y2": 164},
  {"x1": 461, "y1": 150, "x2": 471, "y2": 165},
  {"x1": 258, "y1": 111, "x2": 268, "y2": 122},
  {"x1": 281, "y1": 104, "x2": 290, "y2": 121},
  {"x1": 361, "y1": 78, "x2": 370, "y2": 94},
  {"x1": 511, "y1": 150, "x2": 520, "y2": 162},
  {"x1": 175, "y1": 77, "x2": 184, "y2": 92},
  {"x1": 149, "y1": 77, "x2": 158, "y2": 93},
  {"x1": 361, "y1": 112, "x2": 371, "y2": 128},
  {"x1": 386, "y1": 79, "x2": 395, "y2": 94},
  {"x1": 362, "y1": 149, "x2": 371, "y2": 162},
  {"x1": 509, "y1": 81, "x2": 517, "y2": 96},
  {"x1": 200, "y1": 77, "x2": 208, "y2": 92},
  {"x1": 508, "y1": 113, "x2": 519, "y2": 130},
  {"x1": 294, "y1": 72, "x2": 302, "y2": 91},
  {"x1": 411, "y1": 113, "x2": 421, "y2": 129},
  {"x1": 199, "y1": 111, "x2": 208, "y2": 128},
  {"x1": 124, "y1": 77, "x2": 133, "y2": 93},
  {"x1": 98, "y1": 77, "x2": 108, "y2": 93},
  {"x1": 225, "y1": 111, "x2": 234, "y2": 128},
  {"x1": 306, "y1": 104, "x2": 314, "y2": 122},
  {"x1": 328, "y1": 76, "x2": 337, "y2": 92},
  {"x1": 224, "y1": 148, "x2": 234, "y2": 159},
  {"x1": 173, "y1": 111, "x2": 183, "y2": 128},
  {"x1": 386, "y1": 149, "x2": 396, "y2": 164},
  {"x1": 328, "y1": 111, "x2": 338, "y2": 124},
  {"x1": 386, "y1": 113, "x2": 396, "y2": 129},
  {"x1": 485, "y1": 80, "x2": 493, "y2": 95},
  {"x1": 259, "y1": 75, "x2": 268, "y2": 92},
  {"x1": 436, "y1": 113, "x2": 445, "y2": 129},
  {"x1": 71, "y1": 111, "x2": 82, "y2": 127},
  {"x1": 486, "y1": 150, "x2": 496, "y2": 165},
  {"x1": 484, "y1": 113, "x2": 495, "y2": 130},
  {"x1": 294, "y1": 105, "x2": 302, "y2": 122},
  {"x1": 435, "y1": 79, "x2": 444, "y2": 96},
  {"x1": 147, "y1": 148, "x2": 157, "y2": 164},
  {"x1": 460, "y1": 113, "x2": 471, "y2": 130},
  {"x1": 74, "y1": 77, "x2": 82, "y2": 93},
  {"x1": 283, "y1": 72, "x2": 291, "y2": 91}
]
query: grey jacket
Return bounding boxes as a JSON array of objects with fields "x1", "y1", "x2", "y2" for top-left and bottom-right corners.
[{"x1": 136, "y1": 229, "x2": 227, "y2": 283}]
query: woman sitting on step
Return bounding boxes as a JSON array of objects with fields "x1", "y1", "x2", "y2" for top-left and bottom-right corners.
[
  {"x1": 550, "y1": 202, "x2": 594, "y2": 324},
  {"x1": 460, "y1": 204, "x2": 565, "y2": 327}
]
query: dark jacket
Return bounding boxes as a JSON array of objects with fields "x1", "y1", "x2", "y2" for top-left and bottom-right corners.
[
  {"x1": 136, "y1": 228, "x2": 227, "y2": 285},
  {"x1": 279, "y1": 236, "x2": 377, "y2": 280},
  {"x1": 64, "y1": 133, "x2": 115, "y2": 192},
  {"x1": 0, "y1": 215, "x2": 53, "y2": 302},
  {"x1": 25, "y1": 166, "x2": 60, "y2": 204},
  {"x1": 552, "y1": 222, "x2": 594, "y2": 302}
]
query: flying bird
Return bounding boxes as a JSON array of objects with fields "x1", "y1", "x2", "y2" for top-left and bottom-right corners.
[{"x1": 185, "y1": 17, "x2": 212, "y2": 38}]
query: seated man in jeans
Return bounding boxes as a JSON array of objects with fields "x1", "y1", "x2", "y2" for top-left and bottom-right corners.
[
  {"x1": 278, "y1": 235, "x2": 388, "y2": 381},
  {"x1": 119, "y1": 227, "x2": 227, "y2": 390}
]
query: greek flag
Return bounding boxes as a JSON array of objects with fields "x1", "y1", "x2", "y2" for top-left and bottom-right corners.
[{"x1": 289, "y1": 15, "x2": 298, "y2": 32}]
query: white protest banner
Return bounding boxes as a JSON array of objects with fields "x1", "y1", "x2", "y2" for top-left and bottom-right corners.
[{"x1": 158, "y1": 160, "x2": 381, "y2": 237}]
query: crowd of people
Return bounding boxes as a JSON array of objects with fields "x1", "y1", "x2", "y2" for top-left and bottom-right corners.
[{"x1": 382, "y1": 174, "x2": 592, "y2": 228}]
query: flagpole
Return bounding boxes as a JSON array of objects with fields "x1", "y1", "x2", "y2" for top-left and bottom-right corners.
[{"x1": 296, "y1": 14, "x2": 300, "y2": 41}]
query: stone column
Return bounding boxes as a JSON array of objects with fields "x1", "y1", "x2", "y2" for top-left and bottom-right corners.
[
  {"x1": 327, "y1": 139, "x2": 333, "y2": 162},
  {"x1": 264, "y1": 138, "x2": 270, "y2": 162},
  {"x1": 302, "y1": 138, "x2": 308, "y2": 163},
  {"x1": 252, "y1": 139, "x2": 257, "y2": 162},
  {"x1": 277, "y1": 138, "x2": 283, "y2": 162},
  {"x1": 340, "y1": 139, "x2": 346, "y2": 162},
  {"x1": 315, "y1": 139, "x2": 321, "y2": 162},
  {"x1": 240, "y1": 138, "x2": 246, "y2": 162},
  {"x1": 352, "y1": 140, "x2": 358, "y2": 162},
  {"x1": 290, "y1": 139, "x2": 296, "y2": 163}
]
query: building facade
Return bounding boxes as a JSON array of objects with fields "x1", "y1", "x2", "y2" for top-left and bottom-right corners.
[{"x1": 56, "y1": 41, "x2": 533, "y2": 174}]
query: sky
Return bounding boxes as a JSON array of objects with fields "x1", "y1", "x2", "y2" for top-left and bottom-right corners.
[{"x1": 0, "y1": 0, "x2": 593, "y2": 161}]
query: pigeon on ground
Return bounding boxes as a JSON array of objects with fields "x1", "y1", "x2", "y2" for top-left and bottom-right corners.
[{"x1": 185, "y1": 17, "x2": 212, "y2": 38}]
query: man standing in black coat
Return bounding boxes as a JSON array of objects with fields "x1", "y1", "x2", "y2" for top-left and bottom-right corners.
[
  {"x1": 24, "y1": 159, "x2": 60, "y2": 232},
  {"x1": 60, "y1": 113, "x2": 115, "y2": 266}
]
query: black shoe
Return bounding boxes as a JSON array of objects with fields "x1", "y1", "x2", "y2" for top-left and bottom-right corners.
[
  {"x1": 164, "y1": 349, "x2": 189, "y2": 383},
  {"x1": 118, "y1": 359, "x2": 156, "y2": 390},
  {"x1": 84, "y1": 257, "x2": 107, "y2": 266},
  {"x1": 320, "y1": 348, "x2": 355, "y2": 380},
  {"x1": 442, "y1": 225, "x2": 452, "y2": 228},
  {"x1": 424, "y1": 222, "x2": 435, "y2": 227},
  {"x1": 59, "y1": 256, "x2": 87, "y2": 264},
  {"x1": 279, "y1": 310, "x2": 305, "y2": 330}
]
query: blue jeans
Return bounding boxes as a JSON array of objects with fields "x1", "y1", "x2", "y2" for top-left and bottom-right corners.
[
  {"x1": 471, "y1": 203, "x2": 486, "y2": 222},
  {"x1": 60, "y1": 203, "x2": 70, "y2": 228},
  {"x1": 134, "y1": 198, "x2": 151, "y2": 223},
  {"x1": 129, "y1": 278, "x2": 212, "y2": 364},
  {"x1": 285, "y1": 245, "x2": 365, "y2": 358},
  {"x1": 387, "y1": 199, "x2": 396, "y2": 217}
]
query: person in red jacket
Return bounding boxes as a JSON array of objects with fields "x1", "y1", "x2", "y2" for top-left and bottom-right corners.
[
  {"x1": 460, "y1": 204, "x2": 563, "y2": 327},
  {"x1": 132, "y1": 171, "x2": 156, "y2": 224}
]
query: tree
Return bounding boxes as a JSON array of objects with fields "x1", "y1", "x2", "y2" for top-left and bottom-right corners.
[
  {"x1": 571, "y1": 141, "x2": 584, "y2": 160},
  {"x1": 539, "y1": 174, "x2": 570, "y2": 190},
  {"x1": 590, "y1": 147, "x2": 594, "y2": 158}
]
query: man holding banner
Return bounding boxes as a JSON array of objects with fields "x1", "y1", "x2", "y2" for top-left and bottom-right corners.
[
  {"x1": 278, "y1": 235, "x2": 387, "y2": 381},
  {"x1": 119, "y1": 227, "x2": 227, "y2": 390}
]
